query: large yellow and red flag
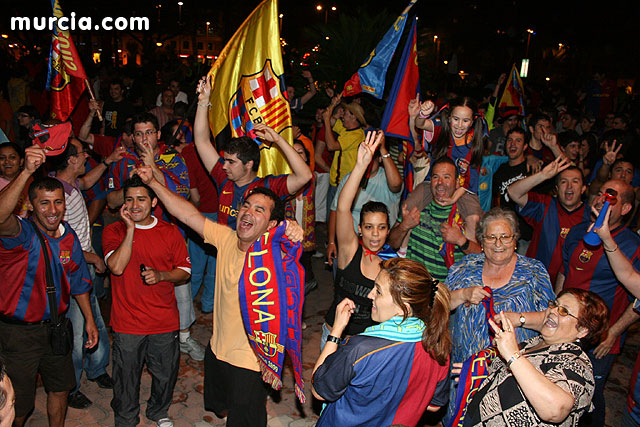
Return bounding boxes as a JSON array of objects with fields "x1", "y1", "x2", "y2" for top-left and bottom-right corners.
[
  {"x1": 207, "y1": 0, "x2": 292, "y2": 177},
  {"x1": 498, "y1": 64, "x2": 526, "y2": 117},
  {"x1": 46, "y1": 0, "x2": 87, "y2": 121}
]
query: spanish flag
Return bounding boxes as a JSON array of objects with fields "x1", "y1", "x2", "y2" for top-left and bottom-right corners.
[
  {"x1": 46, "y1": 0, "x2": 87, "y2": 121},
  {"x1": 207, "y1": 0, "x2": 292, "y2": 177},
  {"x1": 498, "y1": 64, "x2": 526, "y2": 117}
]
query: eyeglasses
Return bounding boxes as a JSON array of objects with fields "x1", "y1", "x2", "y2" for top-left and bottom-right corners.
[
  {"x1": 548, "y1": 300, "x2": 579, "y2": 320},
  {"x1": 482, "y1": 234, "x2": 515, "y2": 244},
  {"x1": 133, "y1": 129, "x2": 157, "y2": 139}
]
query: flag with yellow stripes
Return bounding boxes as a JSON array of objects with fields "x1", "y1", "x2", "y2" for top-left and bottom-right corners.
[{"x1": 207, "y1": 0, "x2": 292, "y2": 177}]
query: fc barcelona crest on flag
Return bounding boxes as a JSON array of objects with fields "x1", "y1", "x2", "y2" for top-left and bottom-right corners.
[{"x1": 228, "y1": 60, "x2": 290, "y2": 146}]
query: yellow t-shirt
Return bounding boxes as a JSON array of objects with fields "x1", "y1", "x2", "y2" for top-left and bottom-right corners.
[
  {"x1": 203, "y1": 220, "x2": 259, "y2": 372},
  {"x1": 329, "y1": 120, "x2": 365, "y2": 186}
]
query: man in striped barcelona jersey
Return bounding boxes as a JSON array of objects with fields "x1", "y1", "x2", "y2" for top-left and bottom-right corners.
[
  {"x1": 0, "y1": 145, "x2": 98, "y2": 426},
  {"x1": 49, "y1": 136, "x2": 124, "y2": 409},
  {"x1": 389, "y1": 156, "x2": 483, "y2": 282}
]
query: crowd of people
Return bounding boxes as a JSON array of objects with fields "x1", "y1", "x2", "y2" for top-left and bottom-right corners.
[{"x1": 0, "y1": 54, "x2": 640, "y2": 427}]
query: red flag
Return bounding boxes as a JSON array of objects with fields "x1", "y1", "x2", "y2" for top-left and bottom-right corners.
[{"x1": 46, "y1": 0, "x2": 87, "y2": 121}]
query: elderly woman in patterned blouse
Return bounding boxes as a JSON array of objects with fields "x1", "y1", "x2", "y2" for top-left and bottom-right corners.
[
  {"x1": 464, "y1": 288, "x2": 609, "y2": 426},
  {"x1": 445, "y1": 207, "x2": 556, "y2": 422}
]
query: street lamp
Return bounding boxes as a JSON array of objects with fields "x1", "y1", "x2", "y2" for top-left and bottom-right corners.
[
  {"x1": 525, "y1": 28, "x2": 535, "y2": 57},
  {"x1": 206, "y1": 21, "x2": 210, "y2": 54},
  {"x1": 178, "y1": 1, "x2": 183, "y2": 23}
]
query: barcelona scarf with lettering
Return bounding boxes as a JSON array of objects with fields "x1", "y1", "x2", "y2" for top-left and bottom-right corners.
[
  {"x1": 238, "y1": 223, "x2": 306, "y2": 402},
  {"x1": 438, "y1": 203, "x2": 465, "y2": 268},
  {"x1": 447, "y1": 287, "x2": 498, "y2": 427}
]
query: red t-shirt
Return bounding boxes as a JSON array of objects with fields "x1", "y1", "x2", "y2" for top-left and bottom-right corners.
[
  {"x1": 103, "y1": 217, "x2": 191, "y2": 334},
  {"x1": 181, "y1": 143, "x2": 218, "y2": 213}
]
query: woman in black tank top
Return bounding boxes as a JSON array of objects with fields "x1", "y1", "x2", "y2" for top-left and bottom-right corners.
[{"x1": 324, "y1": 131, "x2": 391, "y2": 338}]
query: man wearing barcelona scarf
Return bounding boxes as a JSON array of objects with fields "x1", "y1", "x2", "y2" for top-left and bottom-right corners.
[{"x1": 132, "y1": 165, "x2": 303, "y2": 427}]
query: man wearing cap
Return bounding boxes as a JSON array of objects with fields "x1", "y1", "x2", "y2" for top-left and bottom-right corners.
[
  {"x1": 488, "y1": 107, "x2": 520, "y2": 155},
  {"x1": 322, "y1": 96, "x2": 366, "y2": 221}
]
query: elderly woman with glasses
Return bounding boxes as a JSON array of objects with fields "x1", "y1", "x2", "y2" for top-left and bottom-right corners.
[
  {"x1": 463, "y1": 289, "x2": 609, "y2": 426},
  {"x1": 445, "y1": 207, "x2": 556, "y2": 422}
]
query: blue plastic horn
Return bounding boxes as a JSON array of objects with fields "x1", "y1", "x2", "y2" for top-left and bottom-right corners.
[{"x1": 584, "y1": 188, "x2": 618, "y2": 246}]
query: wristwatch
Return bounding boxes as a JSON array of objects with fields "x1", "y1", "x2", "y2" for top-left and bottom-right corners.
[
  {"x1": 327, "y1": 335, "x2": 341, "y2": 344},
  {"x1": 519, "y1": 313, "x2": 526, "y2": 327},
  {"x1": 381, "y1": 153, "x2": 391, "y2": 159}
]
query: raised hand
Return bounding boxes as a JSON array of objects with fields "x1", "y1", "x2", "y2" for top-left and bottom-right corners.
[
  {"x1": 253, "y1": 123, "x2": 280, "y2": 144},
  {"x1": 196, "y1": 75, "x2": 212, "y2": 103},
  {"x1": 132, "y1": 165, "x2": 154, "y2": 185},
  {"x1": 540, "y1": 127, "x2": 558, "y2": 148},
  {"x1": 24, "y1": 145, "x2": 47, "y2": 174},
  {"x1": 408, "y1": 93, "x2": 420, "y2": 117},
  {"x1": 119, "y1": 203, "x2": 135, "y2": 230},
  {"x1": 356, "y1": 130, "x2": 384, "y2": 166},
  {"x1": 541, "y1": 155, "x2": 571, "y2": 180},
  {"x1": 106, "y1": 145, "x2": 126, "y2": 165},
  {"x1": 419, "y1": 100, "x2": 435, "y2": 117},
  {"x1": 602, "y1": 140, "x2": 621, "y2": 166}
]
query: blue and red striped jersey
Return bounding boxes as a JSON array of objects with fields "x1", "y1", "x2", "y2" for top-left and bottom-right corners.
[
  {"x1": 210, "y1": 160, "x2": 289, "y2": 230},
  {"x1": 107, "y1": 145, "x2": 190, "y2": 220},
  {"x1": 0, "y1": 217, "x2": 92, "y2": 322},
  {"x1": 562, "y1": 223, "x2": 640, "y2": 354},
  {"x1": 313, "y1": 335, "x2": 449, "y2": 427},
  {"x1": 519, "y1": 193, "x2": 589, "y2": 284}
]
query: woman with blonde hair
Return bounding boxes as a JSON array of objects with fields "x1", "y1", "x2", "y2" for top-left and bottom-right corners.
[{"x1": 312, "y1": 258, "x2": 451, "y2": 427}]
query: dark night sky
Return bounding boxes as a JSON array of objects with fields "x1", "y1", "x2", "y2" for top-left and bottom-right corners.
[{"x1": 4, "y1": 0, "x2": 638, "y2": 78}]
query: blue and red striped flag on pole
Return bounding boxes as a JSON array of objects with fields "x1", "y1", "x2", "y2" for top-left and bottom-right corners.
[
  {"x1": 342, "y1": 0, "x2": 417, "y2": 99},
  {"x1": 380, "y1": 17, "x2": 420, "y2": 199}
]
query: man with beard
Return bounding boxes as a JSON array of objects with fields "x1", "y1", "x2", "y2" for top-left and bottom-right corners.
[
  {"x1": 558, "y1": 179, "x2": 640, "y2": 427},
  {"x1": 508, "y1": 156, "x2": 590, "y2": 284},
  {"x1": 389, "y1": 156, "x2": 483, "y2": 282},
  {"x1": 132, "y1": 164, "x2": 303, "y2": 427}
]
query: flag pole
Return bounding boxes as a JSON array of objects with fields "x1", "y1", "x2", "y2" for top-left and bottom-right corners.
[{"x1": 84, "y1": 79, "x2": 103, "y2": 121}]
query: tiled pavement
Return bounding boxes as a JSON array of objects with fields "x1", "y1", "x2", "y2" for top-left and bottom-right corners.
[{"x1": 24, "y1": 234, "x2": 639, "y2": 426}]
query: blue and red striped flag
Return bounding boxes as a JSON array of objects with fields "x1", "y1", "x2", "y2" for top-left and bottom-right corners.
[
  {"x1": 380, "y1": 17, "x2": 420, "y2": 140},
  {"x1": 46, "y1": 0, "x2": 87, "y2": 121},
  {"x1": 379, "y1": 17, "x2": 420, "y2": 200},
  {"x1": 342, "y1": 0, "x2": 417, "y2": 99}
]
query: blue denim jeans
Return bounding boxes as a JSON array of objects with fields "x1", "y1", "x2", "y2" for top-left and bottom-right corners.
[
  {"x1": 188, "y1": 212, "x2": 217, "y2": 312},
  {"x1": 68, "y1": 266, "x2": 110, "y2": 393}
]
